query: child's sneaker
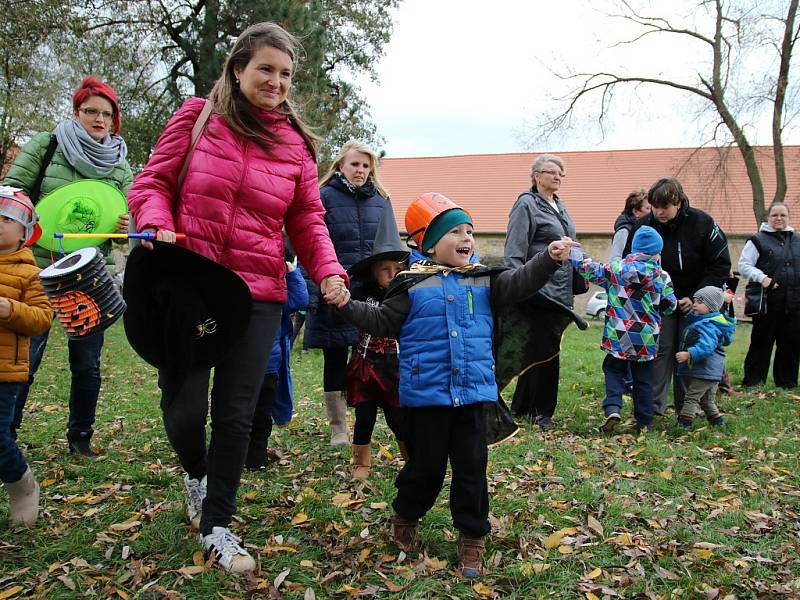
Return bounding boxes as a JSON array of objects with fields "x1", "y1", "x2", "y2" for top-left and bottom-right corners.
[
  {"x1": 391, "y1": 514, "x2": 419, "y2": 551},
  {"x1": 677, "y1": 417, "x2": 692, "y2": 430},
  {"x1": 599, "y1": 412, "x2": 621, "y2": 433},
  {"x1": 457, "y1": 534, "x2": 485, "y2": 579},
  {"x1": 708, "y1": 414, "x2": 726, "y2": 427},
  {"x1": 200, "y1": 526, "x2": 256, "y2": 572},
  {"x1": 184, "y1": 474, "x2": 207, "y2": 529}
]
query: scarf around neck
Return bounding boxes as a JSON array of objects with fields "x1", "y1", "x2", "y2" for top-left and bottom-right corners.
[{"x1": 54, "y1": 119, "x2": 128, "y2": 179}]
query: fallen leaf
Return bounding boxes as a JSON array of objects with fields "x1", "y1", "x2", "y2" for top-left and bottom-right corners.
[
  {"x1": 177, "y1": 566, "x2": 204, "y2": 576},
  {"x1": 587, "y1": 515, "x2": 604, "y2": 537},
  {"x1": 472, "y1": 582, "x2": 494, "y2": 597},
  {"x1": 291, "y1": 511, "x2": 309, "y2": 526},
  {"x1": 108, "y1": 520, "x2": 141, "y2": 532},
  {"x1": 0, "y1": 587, "x2": 23, "y2": 600},
  {"x1": 369, "y1": 502, "x2": 388, "y2": 510},
  {"x1": 659, "y1": 470, "x2": 673, "y2": 480},
  {"x1": 274, "y1": 568, "x2": 290, "y2": 590},
  {"x1": 57, "y1": 576, "x2": 75, "y2": 591},
  {"x1": 545, "y1": 527, "x2": 577, "y2": 549},
  {"x1": 586, "y1": 567, "x2": 602, "y2": 579}
]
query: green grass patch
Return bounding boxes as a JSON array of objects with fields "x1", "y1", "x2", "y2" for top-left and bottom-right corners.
[{"x1": 1, "y1": 321, "x2": 799, "y2": 598}]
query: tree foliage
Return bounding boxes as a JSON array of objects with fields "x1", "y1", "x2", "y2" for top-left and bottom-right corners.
[
  {"x1": 526, "y1": 0, "x2": 799, "y2": 225},
  {"x1": 0, "y1": 0, "x2": 76, "y2": 169},
  {"x1": 3, "y1": 0, "x2": 399, "y2": 170}
]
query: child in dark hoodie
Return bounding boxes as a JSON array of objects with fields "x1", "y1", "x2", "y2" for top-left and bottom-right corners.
[
  {"x1": 570, "y1": 226, "x2": 677, "y2": 433},
  {"x1": 675, "y1": 286, "x2": 736, "y2": 429}
]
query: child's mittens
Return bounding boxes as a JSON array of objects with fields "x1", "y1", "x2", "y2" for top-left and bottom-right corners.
[{"x1": 675, "y1": 351, "x2": 691, "y2": 363}]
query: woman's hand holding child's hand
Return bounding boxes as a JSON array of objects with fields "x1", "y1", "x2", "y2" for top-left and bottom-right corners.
[
  {"x1": 678, "y1": 297, "x2": 693, "y2": 313},
  {"x1": 548, "y1": 236, "x2": 579, "y2": 262},
  {"x1": 322, "y1": 275, "x2": 350, "y2": 309},
  {"x1": 0, "y1": 297, "x2": 11, "y2": 319},
  {"x1": 675, "y1": 351, "x2": 691, "y2": 363}
]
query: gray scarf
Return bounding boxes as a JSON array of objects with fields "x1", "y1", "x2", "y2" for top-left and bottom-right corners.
[{"x1": 54, "y1": 119, "x2": 128, "y2": 178}]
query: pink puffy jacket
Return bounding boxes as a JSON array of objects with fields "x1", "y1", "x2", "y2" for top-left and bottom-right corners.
[{"x1": 127, "y1": 97, "x2": 346, "y2": 302}]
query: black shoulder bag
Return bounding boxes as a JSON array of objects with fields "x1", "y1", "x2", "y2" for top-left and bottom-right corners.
[{"x1": 29, "y1": 134, "x2": 59, "y2": 205}]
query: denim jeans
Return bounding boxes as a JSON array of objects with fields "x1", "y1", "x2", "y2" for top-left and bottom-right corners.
[
  {"x1": 11, "y1": 328, "x2": 49, "y2": 434},
  {"x1": 0, "y1": 382, "x2": 28, "y2": 483},
  {"x1": 12, "y1": 327, "x2": 104, "y2": 435},
  {"x1": 602, "y1": 354, "x2": 655, "y2": 427}
]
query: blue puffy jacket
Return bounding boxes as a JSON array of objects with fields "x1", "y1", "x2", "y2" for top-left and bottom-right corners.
[
  {"x1": 399, "y1": 250, "x2": 498, "y2": 408},
  {"x1": 677, "y1": 311, "x2": 736, "y2": 381},
  {"x1": 302, "y1": 173, "x2": 390, "y2": 349},
  {"x1": 267, "y1": 268, "x2": 309, "y2": 425}
]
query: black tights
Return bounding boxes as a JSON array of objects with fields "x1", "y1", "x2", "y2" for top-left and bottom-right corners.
[
  {"x1": 323, "y1": 347, "x2": 349, "y2": 391},
  {"x1": 352, "y1": 401, "x2": 405, "y2": 445}
]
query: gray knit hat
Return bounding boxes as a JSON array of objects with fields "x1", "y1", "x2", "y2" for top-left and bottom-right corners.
[{"x1": 693, "y1": 286, "x2": 725, "y2": 312}]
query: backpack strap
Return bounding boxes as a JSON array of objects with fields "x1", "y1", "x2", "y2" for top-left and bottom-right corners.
[
  {"x1": 29, "y1": 134, "x2": 59, "y2": 204},
  {"x1": 176, "y1": 99, "x2": 214, "y2": 195}
]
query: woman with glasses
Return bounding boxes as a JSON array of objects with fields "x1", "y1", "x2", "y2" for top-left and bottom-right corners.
[
  {"x1": 503, "y1": 154, "x2": 577, "y2": 428},
  {"x1": 3, "y1": 76, "x2": 132, "y2": 456}
]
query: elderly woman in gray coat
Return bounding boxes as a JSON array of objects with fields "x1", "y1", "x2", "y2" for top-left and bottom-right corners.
[{"x1": 504, "y1": 154, "x2": 577, "y2": 428}]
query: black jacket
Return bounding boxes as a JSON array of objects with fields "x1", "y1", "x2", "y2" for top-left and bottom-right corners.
[{"x1": 626, "y1": 201, "x2": 730, "y2": 299}]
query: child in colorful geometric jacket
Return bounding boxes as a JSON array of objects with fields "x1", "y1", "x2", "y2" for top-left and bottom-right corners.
[
  {"x1": 570, "y1": 225, "x2": 677, "y2": 433},
  {"x1": 675, "y1": 286, "x2": 735, "y2": 429},
  {"x1": 331, "y1": 192, "x2": 575, "y2": 579}
]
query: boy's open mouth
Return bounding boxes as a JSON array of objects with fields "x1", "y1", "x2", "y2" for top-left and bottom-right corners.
[{"x1": 456, "y1": 246, "x2": 471, "y2": 256}]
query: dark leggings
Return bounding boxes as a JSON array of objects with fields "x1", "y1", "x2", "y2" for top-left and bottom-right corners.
[
  {"x1": 353, "y1": 401, "x2": 405, "y2": 445},
  {"x1": 160, "y1": 301, "x2": 281, "y2": 535},
  {"x1": 323, "y1": 346, "x2": 350, "y2": 391}
]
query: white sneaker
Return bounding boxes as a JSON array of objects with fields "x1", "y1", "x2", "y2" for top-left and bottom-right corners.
[
  {"x1": 200, "y1": 526, "x2": 256, "y2": 572},
  {"x1": 184, "y1": 474, "x2": 206, "y2": 529}
]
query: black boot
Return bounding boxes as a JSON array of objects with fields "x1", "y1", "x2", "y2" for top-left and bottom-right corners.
[{"x1": 67, "y1": 429, "x2": 96, "y2": 457}]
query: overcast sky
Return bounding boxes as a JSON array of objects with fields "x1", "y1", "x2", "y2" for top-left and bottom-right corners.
[{"x1": 357, "y1": 0, "x2": 797, "y2": 158}]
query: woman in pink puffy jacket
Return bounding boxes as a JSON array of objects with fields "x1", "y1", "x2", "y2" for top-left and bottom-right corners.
[{"x1": 127, "y1": 22, "x2": 347, "y2": 573}]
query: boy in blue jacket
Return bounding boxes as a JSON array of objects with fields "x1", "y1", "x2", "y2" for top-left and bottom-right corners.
[
  {"x1": 675, "y1": 286, "x2": 735, "y2": 429},
  {"x1": 329, "y1": 192, "x2": 574, "y2": 579}
]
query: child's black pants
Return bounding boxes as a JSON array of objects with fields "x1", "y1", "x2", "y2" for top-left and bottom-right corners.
[{"x1": 392, "y1": 403, "x2": 490, "y2": 539}]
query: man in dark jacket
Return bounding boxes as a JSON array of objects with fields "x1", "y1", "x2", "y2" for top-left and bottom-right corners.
[{"x1": 625, "y1": 178, "x2": 730, "y2": 415}]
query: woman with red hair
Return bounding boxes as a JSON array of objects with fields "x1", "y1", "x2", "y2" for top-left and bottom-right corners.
[{"x1": 3, "y1": 76, "x2": 132, "y2": 456}]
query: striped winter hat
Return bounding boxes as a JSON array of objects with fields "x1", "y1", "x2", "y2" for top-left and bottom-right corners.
[{"x1": 0, "y1": 186, "x2": 42, "y2": 246}]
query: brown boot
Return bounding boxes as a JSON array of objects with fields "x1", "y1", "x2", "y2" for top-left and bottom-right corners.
[
  {"x1": 457, "y1": 534, "x2": 485, "y2": 579},
  {"x1": 391, "y1": 514, "x2": 419, "y2": 551},
  {"x1": 351, "y1": 444, "x2": 371, "y2": 480},
  {"x1": 397, "y1": 441, "x2": 409, "y2": 462},
  {"x1": 5, "y1": 467, "x2": 39, "y2": 526},
  {"x1": 324, "y1": 391, "x2": 349, "y2": 446}
]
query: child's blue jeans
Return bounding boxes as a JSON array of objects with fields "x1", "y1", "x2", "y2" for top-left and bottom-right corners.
[
  {"x1": 0, "y1": 382, "x2": 28, "y2": 483},
  {"x1": 602, "y1": 354, "x2": 654, "y2": 427}
]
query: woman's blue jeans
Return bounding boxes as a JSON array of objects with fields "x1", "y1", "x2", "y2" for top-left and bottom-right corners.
[{"x1": 12, "y1": 327, "x2": 104, "y2": 436}]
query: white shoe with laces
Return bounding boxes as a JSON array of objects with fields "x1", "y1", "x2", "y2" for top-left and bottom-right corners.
[
  {"x1": 184, "y1": 474, "x2": 206, "y2": 529},
  {"x1": 200, "y1": 526, "x2": 256, "y2": 572}
]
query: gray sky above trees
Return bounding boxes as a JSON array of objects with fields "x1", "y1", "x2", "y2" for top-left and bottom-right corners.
[{"x1": 359, "y1": 0, "x2": 799, "y2": 157}]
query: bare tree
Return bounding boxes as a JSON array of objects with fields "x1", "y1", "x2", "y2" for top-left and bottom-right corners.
[{"x1": 527, "y1": 0, "x2": 799, "y2": 225}]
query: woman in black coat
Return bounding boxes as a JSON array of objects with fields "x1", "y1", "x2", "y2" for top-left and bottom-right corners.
[
  {"x1": 739, "y1": 203, "x2": 800, "y2": 388},
  {"x1": 303, "y1": 140, "x2": 400, "y2": 445}
]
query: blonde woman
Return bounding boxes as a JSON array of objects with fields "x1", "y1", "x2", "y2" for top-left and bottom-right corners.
[{"x1": 302, "y1": 140, "x2": 401, "y2": 447}]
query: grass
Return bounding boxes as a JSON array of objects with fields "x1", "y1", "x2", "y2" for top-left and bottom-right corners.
[{"x1": 0, "y1": 319, "x2": 799, "y2": 599}]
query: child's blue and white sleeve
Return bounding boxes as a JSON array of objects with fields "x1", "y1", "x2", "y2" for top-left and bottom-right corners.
[{"x1": 568, "y1": 247, "x2": 608, "y2": 287}]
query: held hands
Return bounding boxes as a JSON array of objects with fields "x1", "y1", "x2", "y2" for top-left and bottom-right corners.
[
  {"x1": 675, "y1": 351, "x2": 691, "y2": 363},
  {"x1": 0, "y1": 297, "x2": 10, "y2": 319},
  {"x1": 723, "y1": 289, "x2": 734, "y2": 304},
  {"x1": 678, "y1": 297, "x2": 693, "y2": 313},
  {"x1": 321, "y1": 275, "x2": 350, "y2": 309},
  {"x1": 141, "y1": 228, "x2": 177, "y2": 251},
  {"x1": 548, "y1": 236, "x2": 580, "y2": 262}
]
